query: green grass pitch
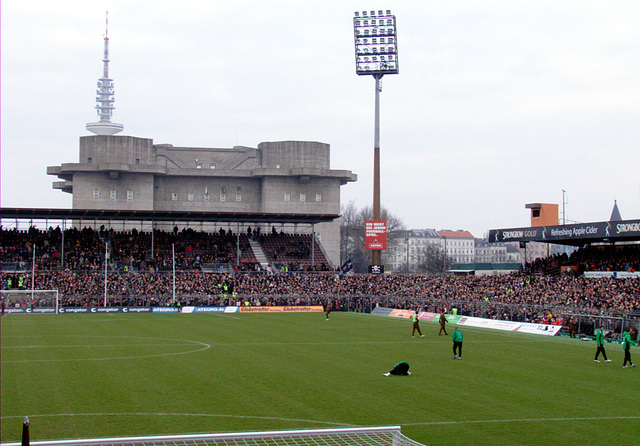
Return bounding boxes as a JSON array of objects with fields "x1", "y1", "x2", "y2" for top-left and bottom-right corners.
[{"x1": 1, "y1": 312, "x2": 639, "y2": 445}]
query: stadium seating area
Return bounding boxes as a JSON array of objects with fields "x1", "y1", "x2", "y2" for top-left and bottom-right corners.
[
  {"x1": 0, "y1": 226, "x2": 331, "y2": 273},
  {"x1": 524, "y1": 244, "x2": 639, "y2": 275},
  {"x1": 1, "y1": 226, "x2": 639, "y2": 325},
  {"x1": 259, "y1": 232, "x2": 330, "y2": 272}
]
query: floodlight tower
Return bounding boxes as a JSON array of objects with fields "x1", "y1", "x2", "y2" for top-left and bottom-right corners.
[
  {"x1": 86, "y1": 11, "x2": 124, "y2": 136},
  {"x1": 353, "y1": 10, "x2": 399, "y2": 268}
]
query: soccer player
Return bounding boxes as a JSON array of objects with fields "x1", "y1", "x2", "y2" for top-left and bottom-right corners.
[
  {"x1": 621, "y1": 330, "x2": 636, "y2": 368},
  {"x1": 438, "y1": 311, "x2": 449, "y2": 336},
  {"x1": 568, "y1": 316, "x2": 577, "y2": 338},
  {"x1": 452, "y1": 326, "x2": 463, "y2": 359},
  {"x1": 383, "y1": 361, "x2": 411, "y2": 376},
  {"x1": 411, "y1": 310, "x2": 424, "y2": 338},
  {"x1": 594, "y1": 325, "x2": 612, "y2": 363},
  {"x1": 324, "y1": 299, "x2": 332, "y2": 321}
]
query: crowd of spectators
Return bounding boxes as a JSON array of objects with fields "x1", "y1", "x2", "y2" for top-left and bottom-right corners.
[
  {"x1": 524, "y1": 244, "x2": 639, "y2": 275},
  {"x1": 260, "y1": 232, "x2": 329, "y2": 271},
  {"x1": 2, "y1": 226, "x2": 639, "y2": 325},
  {"x1": 0, "y1": 225, "x2": 329, "y2": 274},
  {"x1": 2, "y1": 266, "x2": 639, "y2": 317}
]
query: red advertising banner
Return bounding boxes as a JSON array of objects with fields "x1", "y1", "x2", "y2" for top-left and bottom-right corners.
[{"x1": 365, "y1": 220, "x2": 387, "y2": 250}]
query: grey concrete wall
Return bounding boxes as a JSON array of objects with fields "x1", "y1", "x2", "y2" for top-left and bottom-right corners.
[
  {"x1": 259, "y1": 141, "x2": 330, "y2": 169},
  {"x1": 50, "y1": 136, "x2": 355, "y2": 267},
  {"x1": 153, "y1": 176, "x2": 261, "y2": 212},
  {"x1": 80, "y1": 135, "x2": 154, "y2": 166},
  {"x1": 72, "y1": 171, "x2": 155, "y2": 211}
]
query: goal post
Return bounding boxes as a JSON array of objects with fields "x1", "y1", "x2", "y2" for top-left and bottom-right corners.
[
  {"x1": 0, "y1": 289, "x2": 59, "y2": 315},
  {"x1": 2, "y1": 426, "x2": 427, "y2": 446},
  {"x1": 561, "y1": 312, "x2": 626, "y2": 339}
]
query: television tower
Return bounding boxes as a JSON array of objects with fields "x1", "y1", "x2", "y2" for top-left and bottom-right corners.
[{"x1": 86, "y1": 11, "x2": 124, "y2": 135}]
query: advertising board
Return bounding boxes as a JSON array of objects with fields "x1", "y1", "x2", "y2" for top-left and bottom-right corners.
[{"x1": 365, "y1": 220, "x2": 387, "y2": 250}]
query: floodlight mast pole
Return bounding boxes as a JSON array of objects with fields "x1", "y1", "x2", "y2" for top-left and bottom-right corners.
[
  {"x1": 353, "y1": 10, "x2": 399, "y2": 269},
  {"x1": 372, "y1": 74, "x2": 382, "y2": 266}
]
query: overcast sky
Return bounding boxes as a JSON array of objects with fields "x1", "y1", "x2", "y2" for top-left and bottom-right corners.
[{"x1": 2, "y1": 0, "x2": 639, "y2": 237}]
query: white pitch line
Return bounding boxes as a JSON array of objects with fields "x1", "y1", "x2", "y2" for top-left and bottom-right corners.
[
  {"x1": 0, "y1": 336, "x2": 211, "y2": 363},
  {"x1": 0, "y1": 412, "x2": 357, "y2": 427},
  {"x1": 2, "y1": 412, "x2": 638, "y2": 428},
  {"x1": 402, "y1": 415, "x2": 640, "y2": 426},
  {"x1": 1, "y1": 343, "x2": 202, "y2": 349}
]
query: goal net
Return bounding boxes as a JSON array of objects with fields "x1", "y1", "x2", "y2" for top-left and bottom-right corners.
[
  {"x1": 1, "y1": 289, "x2": 59, "y2": 315},
  {"x1": 3, "y1": 426, "x2": 427, "y2": 446},
  {"x1": 560, "y1": 312, "x2": 627, "y2": 339}
]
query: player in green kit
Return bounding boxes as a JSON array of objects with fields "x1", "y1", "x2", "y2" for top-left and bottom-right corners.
[
  {"x1": 452, "y1": 326, "x2": 463, "y2": 359},
  {"x1": 621, "y1": 330, "x2": 636, "y2": 368},
  {"x1": 593, "y1": 325, "x2": 612, "y2": 363}
]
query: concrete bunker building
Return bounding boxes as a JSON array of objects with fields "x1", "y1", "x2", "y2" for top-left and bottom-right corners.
[
  {"x1": 47, "y1": 138, "x2": 356, "y2": 266},
  {"x1": 46, "y1": 14, "x2": 356, "y2": 267}
]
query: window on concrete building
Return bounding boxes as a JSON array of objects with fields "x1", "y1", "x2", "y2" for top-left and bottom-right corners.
[
  {"x1": 284, "y1": 194, "x2": 291, "y2": 202},
  {"x1": 300, "y1": 194, "x2": 306, "y2": 202},
  {"x1": 87, "y1": 158, "x2": 92, "y2": 164},
  {"x1": 93, "y1": 189, "x2": 100, "y2": 199},
  {"x1": 110, "y1": 190, "x2": 117, "y2": 200},
  {"x1": 220, "y1": 194, "x2": 226, "y2": 202},
  {"x1": 236, "y1": 194, "x2": 242, "y2": 202},
  {"x1": 204, "y1": 193, "x2": 210, "y2": 202},
  {"x1": 127, "y1": 190, "x2": 134, "y2": 200},
  {"x1": 188, "y1": 193, "x2": 194, "y2": 201},
  {"x1": 315, "y1": 194, "x2": 322, "y2": 202},
  {"x1": 171, "y1": 193, "x2": 178, "y2": 201},
  {"x1": 135, "y1": 159, "x2": 140, "y2": 165}
]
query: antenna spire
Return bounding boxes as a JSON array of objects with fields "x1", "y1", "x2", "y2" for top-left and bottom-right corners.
[
  {"x1": 102, "y1": 11, "x2": 110, "y2": 79},
  {"x1": 86, "y1": 10, "x2": 124, "y2": 135}
]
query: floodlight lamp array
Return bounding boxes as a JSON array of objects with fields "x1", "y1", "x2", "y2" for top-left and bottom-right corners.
[{"x1": 353, "y1": 10, "x2": 398, "y2": 76}]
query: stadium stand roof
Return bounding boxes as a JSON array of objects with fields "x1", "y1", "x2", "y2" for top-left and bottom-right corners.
[
  {"x1": 448, "y1": 263, "x2": 521, "y2": 275},
  {"x1": 0, "y1": 208, "x2": 339, "y2": 225},
  {"x1": 489, "y1": 219, "x2": 640, "y2": 247}
]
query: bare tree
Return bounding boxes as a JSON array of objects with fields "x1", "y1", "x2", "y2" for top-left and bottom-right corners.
[
  {"x1": 416, "y1": 242, "x2": 451, "y2": 274},
  {"x1": 340, "y1": 201, "x2": 405, "y2": 273}
]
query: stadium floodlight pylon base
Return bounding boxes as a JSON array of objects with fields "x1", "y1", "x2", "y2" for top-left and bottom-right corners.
[{"x1": 1, "y1": 426, "x2": 427, "y2": 446}]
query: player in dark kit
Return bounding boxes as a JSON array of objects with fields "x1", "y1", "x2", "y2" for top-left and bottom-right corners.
[
  {"x1": 411, "y1": 311, "x2": 424, "y2": 337},
  {"x1": 324, "y1": 299, "x2": 332, "y2": 321},
  {"x1": 439, "y1": 311, "x2": 448, "y2": 335},
  {"x1": 383, "y1": 361, "x2": 411, "y2": 376}
]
